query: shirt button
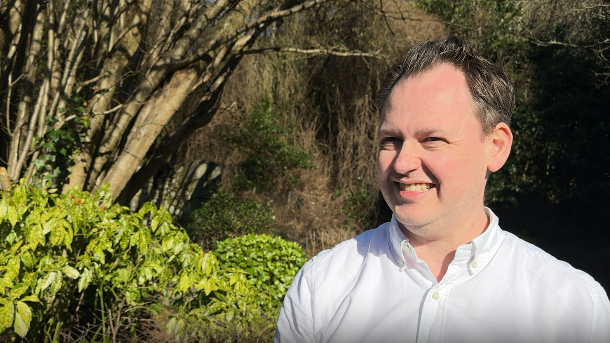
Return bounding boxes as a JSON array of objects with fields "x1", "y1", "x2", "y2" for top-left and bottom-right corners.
[
  {"x1": 432, "y1": 291, "x2": 440, "y2": 300},
  {"x1": 471, "y1": 261, "x2": 478, "y2": 268}
]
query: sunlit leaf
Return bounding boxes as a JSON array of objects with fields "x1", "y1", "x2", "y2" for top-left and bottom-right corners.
[
  {"x1": 0, "y1": 201, "x2": 7, "y2": 220},
  {"x1": 78, "y1": 268, "x2": 92, "y2": 292},
  {"x1": 5, "y1": 257, "x2": 21, "y2": 283},
  {"x1": 39, "y1": 272, "x2": 56, "y2": 293},
  {"x1": 14, "y1": 301, "x2": 31, "y2": 337},
  {"x1": 9, "y1": 283, "x2": 28, "y2": 300},
  {"x1": 19, "y1": 295, "x2": 40, "y2": 303},
  {"x1": 0, "y1": 300, "x2": 14, "y2": 332},
  {"x1": 62, "y1": 266, "x2": 80, "y2": 279},
  {"x1": 6, "y1": 206, "x2": 17, "y2": 228}
]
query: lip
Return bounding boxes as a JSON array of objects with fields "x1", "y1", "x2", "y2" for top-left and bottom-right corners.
[{"x1": 395, "y1": 181, "x2": 436, "y2": 200}]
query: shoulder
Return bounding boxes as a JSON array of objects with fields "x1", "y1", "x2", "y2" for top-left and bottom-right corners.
[
  {"x1": 297, "y1": 222, "x2": 391, "y2": 290},
  {"x1": 500, "y1": 230, "x2": 607, "y2": 302}
]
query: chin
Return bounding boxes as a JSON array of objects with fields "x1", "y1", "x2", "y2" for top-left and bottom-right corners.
[{"x1": 392, "y1": 206, "x2": 434, "y2": 228}]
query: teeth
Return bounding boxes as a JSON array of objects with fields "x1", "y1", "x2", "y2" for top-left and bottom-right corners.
[{"x1": 400, "y1": 183, "x2": 433, "y2": 192}]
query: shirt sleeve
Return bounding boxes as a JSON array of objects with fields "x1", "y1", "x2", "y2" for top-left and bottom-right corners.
[
  {"x1": 592, "y1": 284, "x2": 610, "y2": 343},
  {"x1": 274, "y1": 262, "x2": 316, "y2": 343}
]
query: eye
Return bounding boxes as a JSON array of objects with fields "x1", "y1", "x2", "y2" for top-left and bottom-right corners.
[
  {"x1": 422, "y1": 137, "x2": 447, "y2": 144},
  {"x1": 380, "y1": 137, "x2": 401, "y2": 150}
]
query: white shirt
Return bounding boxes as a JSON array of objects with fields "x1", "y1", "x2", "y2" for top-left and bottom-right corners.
[{"x1": 275, "y1": 208, "x2": 610, "y2": 343}]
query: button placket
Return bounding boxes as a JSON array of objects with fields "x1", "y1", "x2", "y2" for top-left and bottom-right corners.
[{"x1": 417, "y1": 287, "x2": 443, "y2": 343}]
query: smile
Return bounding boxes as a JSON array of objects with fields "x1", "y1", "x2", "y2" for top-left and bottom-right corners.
[{"x1": 399, "y1": 183, "x2": 434, "y2": 192}]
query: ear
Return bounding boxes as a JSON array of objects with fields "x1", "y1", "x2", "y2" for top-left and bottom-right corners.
[{"x1": 485, "y1": 122, "x2": 513, "y2": 172}]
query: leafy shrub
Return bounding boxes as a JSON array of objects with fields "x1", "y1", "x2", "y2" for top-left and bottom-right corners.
[
  {"x1": 0, "y1": 182, "x2": 258, "y2": 342},
  {"x1": 214, "y1": 234, "x2": 307, "y2": 310},
  {"x1": 187, "y1": 187, "x2": 277, "y2": 251},
  {"x1": 226, "y1": 98, "x2": 314, "y2": 192},
  {"x1": 172, "y1": 234, "x2": 307, "y2": 342}
]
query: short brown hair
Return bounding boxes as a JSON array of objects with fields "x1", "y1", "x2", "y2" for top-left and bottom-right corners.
[{"x1": 375, "y1": 36, "x2": 515, "y2": 133}]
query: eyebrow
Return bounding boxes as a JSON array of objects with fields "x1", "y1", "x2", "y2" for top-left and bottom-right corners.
[
  {"x1": 377, "y1": 127, "x2": 443, "y2": 137},
  {"x1": 413, "y1": 128, "x2": 442, "y2": 136}
]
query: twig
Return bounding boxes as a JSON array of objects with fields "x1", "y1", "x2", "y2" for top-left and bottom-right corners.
[{"x1": 241, "y1": 47, "x2": 382, "y2": 58}]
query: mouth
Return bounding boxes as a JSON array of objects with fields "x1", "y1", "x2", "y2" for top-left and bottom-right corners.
[{"x1": 399, "y1": 183, "x2": 435, "y2": 192}]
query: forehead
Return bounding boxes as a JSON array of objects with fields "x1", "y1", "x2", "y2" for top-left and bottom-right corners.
[{"x1": 380, "y1": 64, "x2": 481, "y2": 134}]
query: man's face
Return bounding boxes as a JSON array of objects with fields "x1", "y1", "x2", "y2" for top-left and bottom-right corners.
[{"x1": 377, "y1": 63, "x2": 492, "y2": 231}]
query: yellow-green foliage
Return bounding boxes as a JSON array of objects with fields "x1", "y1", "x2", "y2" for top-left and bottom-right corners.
[
  {"x1": 215, "y1": 234, "x2": 307, "y2": 311},
  {"x1": 0, "y1": 181, "x2": 262, "y2": 341},
  {"x1": 167, "y1": 235, "x2": 307, "y2": 342}
]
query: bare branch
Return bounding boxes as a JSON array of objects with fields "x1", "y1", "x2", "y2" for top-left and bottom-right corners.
[
  {"x1": 172, "y1": 0, "x2": 334, "y2": 69},
  {"x1": 528, "y1": 38, "x2": 599, "y2": 48},
  {"x1": 241, "y1": 46, "x2": 382, "y2": 58}
]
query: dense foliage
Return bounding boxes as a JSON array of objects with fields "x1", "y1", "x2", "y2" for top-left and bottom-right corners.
[
  {"x1": 187, "y1": 187, "x2": 277, "y2": 251},
  {"x1": 215, "y1": 234, "x2": 307, "y2": 310},
  {"x1": 0, "y1": 183, "x2": 306, "y2": 342},
  {"x1": 172, "y1": 234, "x2": 306, "y2": 341},
  {"x1": 227, "y1": 99, "x2": 314, "y2": 192}
]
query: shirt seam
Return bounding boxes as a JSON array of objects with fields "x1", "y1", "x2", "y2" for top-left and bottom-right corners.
[
  {"x1": 589, "y1": 282, "x2": 600, "y2": 343},
  {"x1": 310, "y1": 254, "x2": 316, "y2": 337}
]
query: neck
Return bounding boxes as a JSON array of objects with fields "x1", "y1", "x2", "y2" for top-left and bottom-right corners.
[{"x1": 400, "y1": 208, "x2": 490, "y2": 282}]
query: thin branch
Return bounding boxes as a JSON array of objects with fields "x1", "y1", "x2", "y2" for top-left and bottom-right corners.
[
  {"x1": 171, "y1": 0, "x2": 334, "y2": 70},
  {"x1": 75, "y1": 74, "x2": 104, "y2": 93},
  {"x1": 241, "y1": 46, "x2": 382, "y2": 58},
  {"x1": 528, "y1": 37, "x2": 599, "y2": 48}
]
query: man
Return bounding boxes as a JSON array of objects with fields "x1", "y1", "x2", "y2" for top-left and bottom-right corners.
[{"x1": 275, "y1": 37, "x2": 610, "y2": 343}]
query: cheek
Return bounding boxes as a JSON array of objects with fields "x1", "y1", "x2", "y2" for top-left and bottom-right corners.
[
  {"x1": 376, "y1": 151, "x2": 394, "y2": 175},
  {"x1": 430, "y1": 149, "x2": 486, "y2": 185},
  {"x1": 423, "y1": 152, "x2": 476, "y2": 185}
]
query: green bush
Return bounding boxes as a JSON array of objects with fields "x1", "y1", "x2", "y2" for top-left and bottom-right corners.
[
  {"x1": 172, "y1": 234, "x2": 307, "y2": 342},
  {"x1": 0, "y1": 182, "x2": 260, "y2": 342},
  {"x1": 187, "y1": 187, "x2": 277, "y2": 251},
  {"x1": 226, "y1": 98, "x2": 314, "y2": 192},
  {"x1": 214, "y1": 234, "x2": 307, "y2": 310}
]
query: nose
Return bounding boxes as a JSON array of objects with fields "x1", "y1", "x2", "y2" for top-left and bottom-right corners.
[{"x1": 393, "y1": 141, "x2": 421, "y2": 175}]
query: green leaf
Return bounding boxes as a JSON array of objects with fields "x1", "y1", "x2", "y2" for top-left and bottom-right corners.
[
  {"x1": 78, "y1": 268, "x2": 92, "y2": 292},
  {"x1": 26, "y1": 224, "x2": 45, "y2": 249},
  {"x1": 42, "y1": 218, "x2": 56, "y2": 235},
  {"x1": 116, "y1": 268, "x2": 131, "y2": 283},
  {"x1": 14, "y1": 301, "x2": 31, "y2": 337},
  {"x1": 19, "y1": 295, "x2": 40, "y2": 303},
  {"x1": 0, "y1": 300, "x2": 14, "y2": 333},
  {"x1": 0, "y1": 202, "x2": 7, "y2": 220},
  {"x1": 49, "y1": 272, "x2": 63, "y2": 296},
  {"x1": 177, "y1": 273, "x2": 191, "y2": 293},
  {"x1": 62, "y1": 266, "x2": 80, "y2": 279},
  {"x1": 9, "y1": 284, "x2": 29, "y2": 300},
  {"x1": 5, "y1": 257, "x2": 21, "y2": 283},
  {"x1": 49, "y1": 222, "x2": 67, "y2": 246},
  {"x1": 151, "y1": 215, "x2": 161, "y2": 233},
  {"x1": 19, "y1": 251, "x2": 34, "y2": 269},
  {"x1": 39, "y1": 272, "x2": 56, "y2": 293},
  {"x1": 6, "y1": 206, "x2": 17, "y2": 228}
]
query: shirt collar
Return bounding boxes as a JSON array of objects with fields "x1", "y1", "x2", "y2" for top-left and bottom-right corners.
[{"x1": 388, "y1": 207, "x2": 504, "y2": 273}]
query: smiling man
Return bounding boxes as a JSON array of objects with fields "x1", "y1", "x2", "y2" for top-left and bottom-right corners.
[{"x1": 275, "y1": 37, "x2": 610, "y2": 343}]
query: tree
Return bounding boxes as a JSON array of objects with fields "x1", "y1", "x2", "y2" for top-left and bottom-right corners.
[{"x1": 0, "y1": 0, "x2": 380, "y2": 202}]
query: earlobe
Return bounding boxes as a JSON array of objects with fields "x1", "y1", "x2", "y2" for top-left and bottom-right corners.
[{"x1": 486, "y1": 123, "x2": 513, "y2": 172}]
